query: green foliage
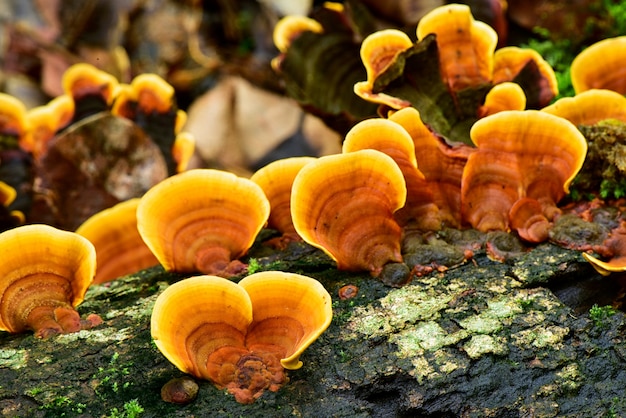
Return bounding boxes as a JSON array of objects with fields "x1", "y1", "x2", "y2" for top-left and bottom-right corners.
[
  {"x1": 247, "y1": 258, "x2": 261, "y2": 274},
  {"x1": 589, "y1": 304, "x2": 617, "y2": 328},
  {"x1": 599, "y1": 178, "x2": 626, "y2": 200},
  {"x1": 40, "y1": 395, "x2": 86, "y2": 416},
  {"x1": 93, "y1": 352, "x2": 133, "y2": 398},
  {"x1": 108, "y1": 399, "x2": 144, "y2": 418}
]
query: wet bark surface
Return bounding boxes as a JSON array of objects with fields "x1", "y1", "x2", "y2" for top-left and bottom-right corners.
[{"x1": 1, "y1": 233, "x2": 625, "y2": 418}]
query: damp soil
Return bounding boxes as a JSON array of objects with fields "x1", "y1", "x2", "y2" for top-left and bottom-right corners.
[{"x1": 1, "y1": 230, "x2": 626, "y2": 418}]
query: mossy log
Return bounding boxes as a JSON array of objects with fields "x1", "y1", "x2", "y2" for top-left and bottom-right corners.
[{"x1": 1, "y1": 233, "x2": 626, "y2": 418}]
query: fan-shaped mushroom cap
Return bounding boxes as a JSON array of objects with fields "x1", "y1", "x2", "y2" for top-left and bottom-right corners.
[
  {"x1": 342, "y1": 118, "x2": 440, "y2": 229},
  {"x1": 239, "y1": 271, "x2": 332, "y2": 370},
  {"x1": 0, "y1": 92, "x2": 28, "y2": 143},
  {"x1": 137, "y1": 169, "x2": 270, "y2": 277},
  {"x1": 171, "y1": 131, "x2": 195, "y2": 173},
  {"x1": 150, "y1": 272, "x2": 332, "y2": 404},
  {"x1": 416, "y1": 4, "x2": 497, "y2": 91},
  {"x1": 291, "y1": 149, "x2": 406, "y2": 276},
  {"x1": 76, "y1": 198, "x2": 159, "y2": 284},
  {"x1": 541, "y1": 89, "x2": 626, "y2": 125},
  {"x1": 62, "y1": 63, "x2": 118, "y2": 101},
  {"x1": 478, "y1": 82, "x2": 527, "y2": 118},
  {"x1": 250, "y1": 156, "x2": 315, "y2": 238},
  {"x1": 492, "y1": 46, "x2": 558, "y2": 107},
  {"x1": 582, "y1": 227, "x2": 626, "y2": 276},
  {"x1": 272, "y1": 15, "x2": 323, "y2": 54},
  {"x1": 112, "y1": 73, "x2": 175, "y2": 117},
  {"x1": 571, "y1": 36, "x2": 626, "y2": 94},
  {"x1": 463, "y1": 110, "x2": 588, "y2": 235},
  {"x1": 388, "y1": 107, "x2": 473, "y2": 227},
  {"x1": 0, "y1": 224, "x2": 100, "y2": 338},
  {"x1": 353, "y1": 29, "x2": 413, "y2": 109}
]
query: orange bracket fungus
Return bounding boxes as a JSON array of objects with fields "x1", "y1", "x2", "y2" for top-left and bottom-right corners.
[
  {"x1": 541, "y1": 89, "x2": 626, "y2": 126},
  {"x1": 61, "y1": 62, "x2": 119, "y2": 122},
  {"x1": 570, "y1": 36, "x2": 626, "y2": 95},
  {"x1": 249, "y1": 156, "x2": 316, "y2": 247},
  {"x1": 150, "y1": 272, "x2": 332, "y2": 404},
  {"x1": 76, "y1": 198, "x2": 159, "y2": 284},
  {"x1": 416, "y1": 3, "x2": 497, "y2": 92},
  {"x1": 137, "y1": 169, "x2": 270, "y2": 277},
  {"x1": 0, "y1": 92, "x2": 33, "y2": 218},
  {"x1": 583, "y1": 225, "x2": 626, "y2": 276},
  {"x1": 342, "y1": 117, "x2": 440, "y2": 230},
  {"x1": 462, "y1": 110, "x2": 588, "y2": 242},
  {"x1": 290, "y1": 149, "x2": 406, "y2": 277},
  {"x1": 492, "y1": 46, "x2": 558, "y2": 109},
  {"x1": 0, "y1": 181, "x2": 23, "y2": 231},
  {"x1": 478, "y1": 82, "x2": 526, "y2": 118},
  {"x1": 388, "y1": 107, "x2": 474, "y2": 228},
  {"x1": 0, "y1": 224, "x2": 102, "y2": 338},
  {"x1": 112, "y1": 73, "x2": 193, "y2": 175},
  {"x1": 352, "y1": 4, "x2": 557, "y2": 145}
]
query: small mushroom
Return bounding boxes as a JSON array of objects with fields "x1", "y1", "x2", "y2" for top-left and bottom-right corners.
[
  {"x1": 61, "y1": 63, "x2": 119, "y2": 122},
  {"x1": 541, "y1": 89, "x2": 626, "y2": 125},
  {"x1": 570, "y1": 36, "x2": 626, "y2": 94},
  {"x1": 272, "y1": 15, "x2": 323, "y2": 54},
  {"x1": 250, "y1": 156, "x2": 316, "y2": 246},
  {"x1": 150, "y1": 272, "x2": 332, "y2": 404},
  {"x1": 388, "y1": 107, "x2": 474, "y2": 228},
  {"x1": 462, "y1": 110, "x2": 588, "y2": 239},
  {"x1": 0, "y1": 181, "x2": 23, "y2": 231},
  {"x1": 342, "y1": 118, "x2": 440, "y2": 230},
  {"x1": 353, "y1": 29, "x2": 413, "y2": 109},
  {"x1": 492, "y1": 46, "x2": 558, "y2": 108},
  {"x1": 137, "y1": 169, "x2": 270, "y2": 277},
  {"x1": 416, "y1": 3, "x2": 497, "y2": 91},
  {"x1": 478, "y1": 82, "x2": 527, "y2": 118},
  {"x1": 583, "y1": 226, "x2": 626, "y2": 276},
  {"x1": 290, "y1": 149, "x2": 406, "y2": 277},
  {"x1": 76, "y1": 198, "x2": 159, "y2": 284},
  {"x1": 0, "y1": 224, "x2": 101, "y2": 338},
  {"x1": 112, "y1": 73, "x2": 188, "y2": 175}
]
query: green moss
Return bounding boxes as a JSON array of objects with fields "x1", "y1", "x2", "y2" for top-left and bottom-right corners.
[{"x1": 589, "y1": 304, "x2": 618, "y2": 328}]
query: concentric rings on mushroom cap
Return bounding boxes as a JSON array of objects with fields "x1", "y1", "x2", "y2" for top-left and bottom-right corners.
[{"x1": 136, "y1": 168, "x2": 270, "y2": 275}]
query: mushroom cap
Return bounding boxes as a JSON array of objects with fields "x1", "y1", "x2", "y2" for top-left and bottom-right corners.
[
  {"x1": 388, "y1": 107, "x2": 474, "y2": 227},
  {"x1": 582, "y1": 229, "x2": 626, "y2": 276},
  {"x1": 61, "y1": 63, "x2": 119, "y2": 105},
  {"x1": 479, "y1": 82, "x2": 527, "y2": 118},
  {"x1": 150, "y1": 272, "x2": 332, "y2": 402},
  {"x1": 137, "y1": 169, "x2": 270, "y2": 275},
  {"x1": 250, "y1": 156, "x2": 316, "y2": 235},
  {"x1": 171, "y1": 131, "x2": 196, "y2": 173},
  {"x1": 0, "y1": 181, "x2": 16, "y2": 207},
  {"x1": 0, "y1": 92, "x2": 28, "y2": 141},
  {"x1": 76, "y1": 198, "x2": 159, "y2": 284},
  {"x1": 272, "y1": 15, "x2": 323, "y2": 53},
  {"x1": 0, "y1": 224, "x2": 96, "y2": 334},
  {"x1": 291, "y1": 149, "x2": 406, "y2": 276},
  {"x1": 342, "y1": 118, "x2": 440, "y2": 229},
  {"x1": 463, "y1": 110, "x2": 588, "y2": 231},
  {"x1": 239, "y1": 271, "x2": 333, "y2": 370},
  {"x1": 353, "y1": 29, "x2": 413, "y2": 109},
  {"x1": 571, "y1": 36, "x2": 626, "y2": 94},
  {"x1": 492, "y1": 46, "x2": 558, "y2": 107},
  {"x1": 470, "y1": 110, "x2": 587, "y2": 194},
  {"x1": 151, "y1": 275, "x2": 253, "y2": 378},
  {"x1": 416, "y1": 4, "x2": 497, "y2": 91},
  {"x1": 541, "y1": 89, "x2": 626, "y2": 125}
]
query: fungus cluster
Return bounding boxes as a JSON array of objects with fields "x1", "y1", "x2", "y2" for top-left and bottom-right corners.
[{"x1": 150, "y1": 272, "x2": 332, "y2": 404}]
